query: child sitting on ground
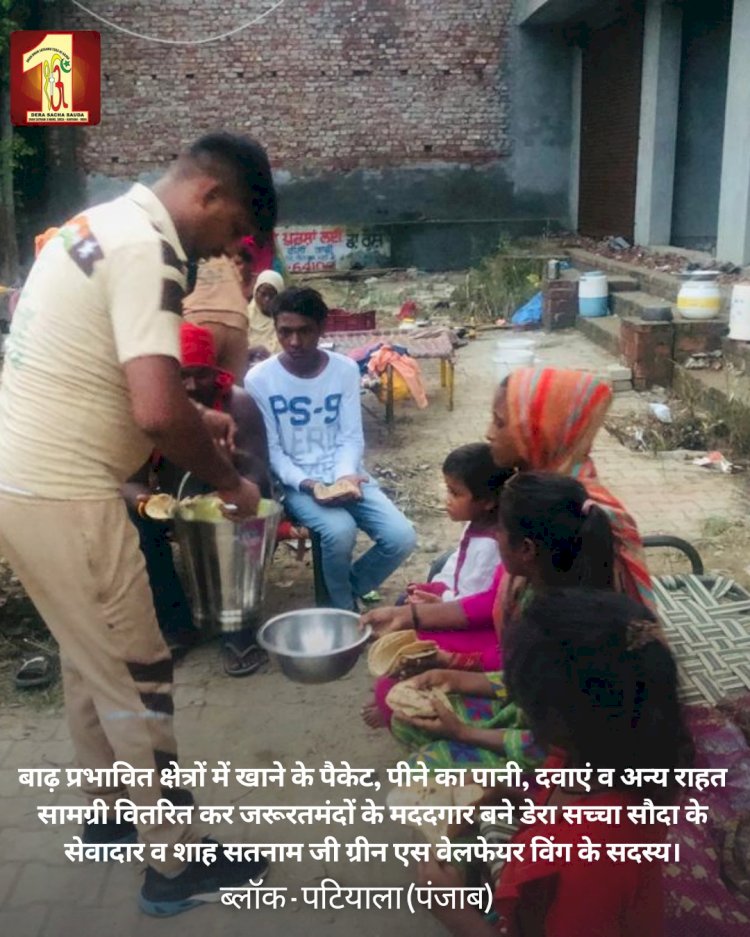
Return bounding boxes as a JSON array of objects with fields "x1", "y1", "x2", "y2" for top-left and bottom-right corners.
[
  {"x1": 417, "y1": 587, "x2": 692, "y2": 937},
  {"x1": 362, "y1": 447, "x2": 511, "y2": 730},
  {"x1": 406, "y1": 443, "x2": 512, "y2": 604}
]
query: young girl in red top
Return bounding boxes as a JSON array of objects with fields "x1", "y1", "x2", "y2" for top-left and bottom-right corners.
[{"x1": 418, "y1": 588, "x2": 693, "y2": 937}]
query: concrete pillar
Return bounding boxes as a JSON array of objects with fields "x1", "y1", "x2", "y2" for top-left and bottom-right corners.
[
  {"x1": 569, "y1": 47, "x2": 582, "y2": 231},
  {"x1": 634, "y1": 0, "x2": 682, "y2": 246},
  {"x1": 716, "y1": 0, "x2": 750, "y2": 265}
]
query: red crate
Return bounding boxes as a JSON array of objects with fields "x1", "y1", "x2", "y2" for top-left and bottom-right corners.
[{"x1": 326, "y1": 308, "x2": 376, "y2": 332}]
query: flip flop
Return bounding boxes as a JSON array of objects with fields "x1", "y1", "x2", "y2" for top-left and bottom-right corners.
[
  {"x1": 222, "y1": 641, "x2": 268, "y2": 678},
  {"x1": 15, "y1": 653, "x2": 57, "y2": 690}
]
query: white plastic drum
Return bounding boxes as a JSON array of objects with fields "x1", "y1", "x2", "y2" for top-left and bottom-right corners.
[
  {"x1": 578, "y1": 272, "x2": 609, "y2": 318},
  {"x1": 729, "y1": 283, "x2": 750, "y2": 341}
]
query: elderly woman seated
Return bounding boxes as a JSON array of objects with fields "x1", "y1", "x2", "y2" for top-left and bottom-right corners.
[{"x1": 246, "y1": 269, "x2": 285, "y2": 365}]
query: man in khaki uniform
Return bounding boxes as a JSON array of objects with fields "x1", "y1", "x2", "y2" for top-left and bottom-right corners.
[{"x1": 0, "y1": 133, "x2": 276, "y2": 916}]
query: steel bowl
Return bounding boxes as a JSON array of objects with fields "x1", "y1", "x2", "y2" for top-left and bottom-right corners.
[{"x1": 257, "y1": 608, "x2": 371, "y2": 685}]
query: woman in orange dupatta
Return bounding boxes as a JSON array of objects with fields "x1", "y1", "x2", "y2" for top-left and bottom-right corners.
[
  {"x1": 489, "y1": 367, "x2": 655, "y2": 627},
  {"x1": 363, "y1": 367, "x2": 654, "y2": 645}
]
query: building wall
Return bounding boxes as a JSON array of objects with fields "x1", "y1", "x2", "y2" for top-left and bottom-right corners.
[
  {"x1": 69, "y1": 0, "x2": 512, "y2": 175},
  {"x1": 38, "y1": 0, "x2": 573, "y2": 269},
  {"x1": 670, "y1": 0, "x2": 732, "y2": 249}
]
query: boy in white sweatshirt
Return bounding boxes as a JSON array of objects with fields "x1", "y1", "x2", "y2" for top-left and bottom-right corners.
[{"x1": 245, "y1": 287, "x2": 416, "y2": 609}]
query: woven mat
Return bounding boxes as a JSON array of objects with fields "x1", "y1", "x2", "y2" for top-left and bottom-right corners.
[{"x1": 655, "y1": 575, "x2": 750, "y2": 706}]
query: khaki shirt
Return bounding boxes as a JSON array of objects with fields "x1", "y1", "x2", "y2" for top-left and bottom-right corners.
[
  {"x1": 182, "y1": 255, "x2": 247, "y2": 332},
  {"x1": 0, "y1": 184, "x2": 186, "y2": 498}
]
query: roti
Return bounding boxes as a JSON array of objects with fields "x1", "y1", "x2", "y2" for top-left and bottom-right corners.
[
  {"x1": 142, "y1": 493, "x2": 177, "y2": 520},
  {"x1": 368, "y1": 633, "x2": 438, "y2": 677},
  {"x1": 367, "y1": 630, "x2": 418, "y2": 677},
  {"x1": 313, "y1": 479, "x2": 362, "y2": 502},
  {"x1": 399, "y1": 640, "x2": 438, "y2": 662},
  {"x1": 386, "y1": 683, "x2": 452, "y2": 719}
]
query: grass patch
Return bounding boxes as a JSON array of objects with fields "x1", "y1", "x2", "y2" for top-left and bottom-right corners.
[
  {"x1": 703, "y1": 515, "x2": 743, "y2": 539},
  {"x1": 457, "y1": 241, "x2": 544, "y2": 323}
]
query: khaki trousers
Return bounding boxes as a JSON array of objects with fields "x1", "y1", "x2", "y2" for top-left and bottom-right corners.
[{"x1": 0, "y1": 495, "x2": 198, "y2": 872}]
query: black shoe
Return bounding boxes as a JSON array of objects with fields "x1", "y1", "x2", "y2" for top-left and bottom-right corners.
[
  {"x1": 139, "y1": 840, "x2": 269, "y2": 917},
  {"x1": 82, "y1": 817, "x2": 138, "y2": 845}
]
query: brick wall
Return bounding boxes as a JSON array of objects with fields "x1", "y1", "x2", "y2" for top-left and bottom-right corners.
[{"x1": 63, "y1": 0, "x2": 512, "y2": 176}]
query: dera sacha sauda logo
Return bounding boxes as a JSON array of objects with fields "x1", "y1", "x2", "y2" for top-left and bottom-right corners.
[{"x1": 10, "y1": 31, "x2": 101, "y2": 126}]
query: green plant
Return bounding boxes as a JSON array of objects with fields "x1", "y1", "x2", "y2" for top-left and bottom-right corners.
[{"x1": 458, "y1": 241, "x2": 543, "y2": 323}]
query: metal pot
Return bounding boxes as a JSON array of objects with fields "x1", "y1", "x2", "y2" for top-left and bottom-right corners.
[{"x1": 173, "y1": 501, "x2": 281, "y2": 637}]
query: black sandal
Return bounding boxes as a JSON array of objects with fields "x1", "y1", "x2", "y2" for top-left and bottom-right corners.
[
  {"x1": 15, "y1": 653, "x2": 57, "y2": 690},
  {"x1": 221, "y1": 641, "x2": 267, "y2": 678}
]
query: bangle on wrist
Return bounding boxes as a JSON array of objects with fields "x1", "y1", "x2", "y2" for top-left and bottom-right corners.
[{"x1": 411, "y1": 602, "x2": 420, "y2": 628}]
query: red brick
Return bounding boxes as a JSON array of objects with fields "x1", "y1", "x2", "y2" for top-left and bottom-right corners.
[
  {"x1": 58, "y1": 1, "x2": 515, "y2": 176},
  {"x1": 672, "y1": 319, "x2": 728, "y2": 363},
  {"x1": 620, "y1": 318, "x2": 674, "y2": 390},
  {"x1": 542, "y1": 280, "x2": 577, "y2": 331}
]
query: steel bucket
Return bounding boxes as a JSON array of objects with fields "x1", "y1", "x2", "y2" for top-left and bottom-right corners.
[{"x1": 173, "y1": 497, "x2": 281, "y2": 637}]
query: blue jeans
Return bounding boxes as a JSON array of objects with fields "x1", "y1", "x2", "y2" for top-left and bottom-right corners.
[{"x1": 283, "y1": 480, "x2": 417, "y2": 610}]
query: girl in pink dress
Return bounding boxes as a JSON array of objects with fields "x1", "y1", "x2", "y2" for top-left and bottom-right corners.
[{"x1": 363, "y1": 444, "x2": 512, "y2": 728}]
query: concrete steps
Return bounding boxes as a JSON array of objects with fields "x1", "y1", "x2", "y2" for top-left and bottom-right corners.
[
  {"x1": 610, "y1": 290, "x2": 673, "y2": 319},
  {"x1": 557, "y1": 250, "x2": 729, "y2": 391},
  {"x1": 557, "y1": 249, "x2": 750, "y2": 444},
  {"x1": 566, "y1": 246, "x2": 734, "y2": 315},
  {"x1": 566, "y1": 247, "x2": 681, "y2": 303},
  {"x1": 607, "y1": 275, "x2": 640, "y2": 293},
  {"x1": 559, "y1": 263, "x2": 667, "y2": 320},
  {"x1": 576, "y1": 314, "x2": 621, "y2": 360},
  {"x1": 560, "y1": 267, "x2": 638, "y2": 295}
]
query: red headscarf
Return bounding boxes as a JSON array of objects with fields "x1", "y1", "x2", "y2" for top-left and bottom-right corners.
[
  {"x1": 179, "y1": 322, "x2": 233, "y2": 410},
  {"x1": 240, "y1": 235, "x2": 275, "y2": 276}
]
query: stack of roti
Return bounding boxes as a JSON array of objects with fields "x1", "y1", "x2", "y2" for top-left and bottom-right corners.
[
  {"x1": 385, "y1": 682, "x2": 452, "y2": 719},
  {"x1": 313, "y1": 479, "x2": 362, "y2": 502},
  {"x1": 387, "y1": 779, "x2": 485, "y2": 845},
  {"x1": 368, "y1": 630, "x2": 438, "y2": 677}
]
